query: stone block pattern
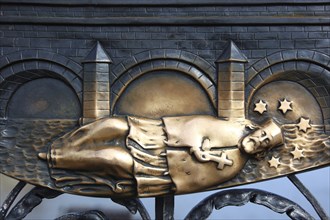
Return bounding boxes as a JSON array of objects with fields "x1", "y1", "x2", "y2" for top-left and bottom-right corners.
[
  {"x1": 0, "y1": 2, "x2": 329, "y2": 132},
  {"x1": 218, "y1": 63, "x2": 245, "y2": 119},
  {"x1": 0, "y1": 4, "x2": 329, "y2": 67},
  {"x1": 83, "y1": 63, "x2": 110, "y2": 122}
]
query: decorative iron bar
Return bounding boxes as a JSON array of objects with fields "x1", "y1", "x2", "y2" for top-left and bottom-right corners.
[{"x1": 1, "y1": 178, "x2": 329, "y2": 220}]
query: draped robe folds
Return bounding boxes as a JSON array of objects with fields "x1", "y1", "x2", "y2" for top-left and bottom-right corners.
[{"x1": 128, "y1": 115, "x2": 249, "y2": 196}]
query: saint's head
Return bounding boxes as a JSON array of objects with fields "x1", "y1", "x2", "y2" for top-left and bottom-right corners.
[{"x1": 239, "y1": 119, "x2": 284, "y2": 155}]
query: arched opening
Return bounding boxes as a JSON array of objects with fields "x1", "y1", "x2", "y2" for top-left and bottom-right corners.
[
  {"x1": 246, "y1": 60, "x2": 330, "y2": 134},
  {"x1": 114, "y1": 70, "x2": 216, "y2": 118},
  {"x1": 248, "y1": 80, "x2": 323, "y2": 125},
  {"x1": 7, "y1": 78, "x2": 81, "y2": 119},
  {"x1": 110, "y1": 49, "x2": 217, "y2": 112}
]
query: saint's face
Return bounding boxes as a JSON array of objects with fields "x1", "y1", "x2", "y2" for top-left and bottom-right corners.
[{"x1": 240, "y1": 128, "x2": 274, "y2": 154}]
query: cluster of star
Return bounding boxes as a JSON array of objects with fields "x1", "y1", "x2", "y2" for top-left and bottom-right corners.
[
  {"x1": 254, "y1": 98, "x2": 293, "y2": 115},
  {"x1": 253, "y1": 97, "x2": 315, "y2": 169},
  {"x1": 267, "y1": 117, "x2": 311, "y2": 168},
  {"x1": 268, "y1": 145, "x2": 305, "y2": 169}
]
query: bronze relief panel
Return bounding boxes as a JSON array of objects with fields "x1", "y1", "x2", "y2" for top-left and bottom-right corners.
[{"x1": 0, "y1": 41, "x2": 329, "y2": 199}]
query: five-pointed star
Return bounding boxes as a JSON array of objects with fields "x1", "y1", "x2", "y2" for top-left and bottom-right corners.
[
  {"x1": 297, "y1": 117, "x2": 311, "y2": 132},
  {"x1": 278, "y1": 98, "x2": 293, "y2": 114},
  {"x1": 217, "y1": 152, "x2": 233, "y2": 170},
  {"x1": 268, "y1": 156, "x2": 281, "y2": 168},
  {"x1": 254, "y1": 100, "x2": 267, "y2": 115},
  {"x1": 291, "y1": 146, "x2": 304, "y2": 160}
]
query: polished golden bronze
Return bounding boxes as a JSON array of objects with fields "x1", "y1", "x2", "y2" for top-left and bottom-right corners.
[
  {"x1": 38, "y1": 116, "x2": 284, "y2": 196},
  {"x1": 0, "y1": 41, "x2": 329, "y2": 198}
]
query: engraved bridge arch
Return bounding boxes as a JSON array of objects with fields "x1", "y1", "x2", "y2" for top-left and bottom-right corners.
[
  {"x1": 110, "y1": 49, "x2": 217, "y2": 114},
  {"x1": 246, "y1": 49, "x2": 330, "y2": 134},
  {"x1": 0, "y1": 50, "x2": 83, "y2": 118}
]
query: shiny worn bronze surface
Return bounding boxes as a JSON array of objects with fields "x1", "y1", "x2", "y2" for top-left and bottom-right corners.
[{"x1": 0, "y1": 40, "x2": 329, "y2": 198}]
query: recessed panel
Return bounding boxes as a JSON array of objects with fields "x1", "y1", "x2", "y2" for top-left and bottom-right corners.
[
  {"x1": 7, "y1": 78, "x2": 81, "y2": 119},
  {"x1": 248, "y1": 80, "x2": 323, "y2": 125},
  {"x1": 114, "y1": 70, "x2": 216, "y2": 118}
]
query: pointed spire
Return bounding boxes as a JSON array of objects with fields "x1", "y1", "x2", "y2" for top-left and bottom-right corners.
[
  {"x1": 216, "y1": 40, "x2": 248, "y2": 63},
  {"x1": 82, "y1": 41, "x2": 112, "y2": 63}
]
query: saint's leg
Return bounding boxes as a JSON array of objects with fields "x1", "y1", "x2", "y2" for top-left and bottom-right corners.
[{"x1": 39, "y1": 117, "x2": 134, "y2": 179}]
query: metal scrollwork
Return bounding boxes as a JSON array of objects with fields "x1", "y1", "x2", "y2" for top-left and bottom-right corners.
[
  {"x1": 111, "y1": 198, "x2": 151, "y2": 220},
  {"x1": 54, "y1": 210, "x2": 107, "y2": 220},
  {"x1": 1, "y1": 184, "x2": 62, "y2": 220},
  {"x1": 0, "y1": 182, "x2": 26, "y2": 220},
  {"x1": 288, "y1": 175, "x2": 329, "y2": 220},
  {"x1": 185, "y1": 189, "x2": 314, "y2": 220}
]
